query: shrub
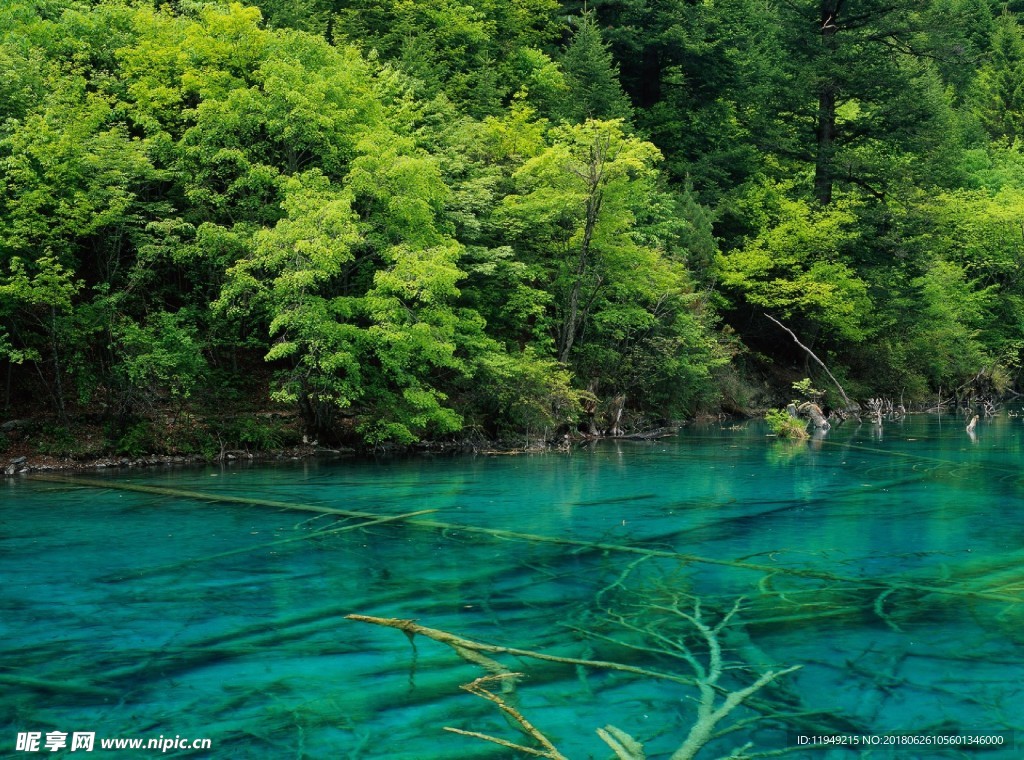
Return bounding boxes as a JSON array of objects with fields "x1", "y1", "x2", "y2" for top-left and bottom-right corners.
[{"x1": 765, "y1": 408, "x2": 808, "y2": 439}]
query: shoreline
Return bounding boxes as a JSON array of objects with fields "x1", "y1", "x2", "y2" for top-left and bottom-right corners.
[
  {"x1": 2, "y1": 424, "x2": 693, "y2": 478},
  {"x1": 2, "y1": 445, "x2": 327, "y2": 478}
]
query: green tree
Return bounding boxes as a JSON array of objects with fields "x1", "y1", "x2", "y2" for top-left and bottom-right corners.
[
  {"x1": 559, "y1": 12, "x2": 632, "y2": 124},
  {"x1": 216, "y1": 171, "x2": 364, "y2": 433},
  {"x1": 0, "y1": 255, "x2": 83, "y2": 422},
  {"x1": 576, "y1": 0, "x2": 783, "y2": 199},
  {"x1": 719, "y1": 180, "x2": 872, "y2": 343},
  {"x1": 501, "y1": 118, "x2": 722, "y2": 413},
  {"x1": 112, "y1": 310, "x2": 208, "y2": 420},
  {"x1": 318, "y1": 0, "x2": 563, "y2": 117},
  {"x1": 973, "y1": 12, "x2": 1024, "y2": 143}
]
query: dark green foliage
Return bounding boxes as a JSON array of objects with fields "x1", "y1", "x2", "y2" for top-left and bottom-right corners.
[
  {"x1": 229, "y1": 417, "x2": 287, "y2": 451},
  {"x1": 559, "y1": 12, "x2": 632, "y2": 123},
  {"x1": 34, "y1": 424, "x2": 82, "y2": 457},
  {"x1": 973, "y1": 13, "x2": 1024, "y2": 142},
  {"x1": 112, "y1": 420, "x2": 156, "y2": 458}
]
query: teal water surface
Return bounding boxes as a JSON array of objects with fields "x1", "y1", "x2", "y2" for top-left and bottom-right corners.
[{"x1": 3, "y1": 414, "x2": 1024, "y2": 758}]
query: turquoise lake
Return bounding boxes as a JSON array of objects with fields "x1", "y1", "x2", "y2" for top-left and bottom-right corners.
[{"x1": 3, "y1": 414, "x2": 1024, "y2": 758}]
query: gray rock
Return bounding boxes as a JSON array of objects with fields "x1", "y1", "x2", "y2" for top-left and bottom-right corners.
[
  {"x1": 1, "y1": 419, "x2": 27, "y2": 432},
  {"x1": 10, "y1": 456, "x2": 27, "y2": 465}
]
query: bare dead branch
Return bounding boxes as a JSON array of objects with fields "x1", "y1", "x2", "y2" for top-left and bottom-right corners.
[
  {"x1": 763, "y1": 313, "x2": 852, "y2": 408},
  {"x1": 443, "y1": 674, "x2": 569, "y2": 759}
]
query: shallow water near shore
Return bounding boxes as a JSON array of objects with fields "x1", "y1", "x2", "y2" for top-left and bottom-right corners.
[{"x1": 3, "y1": 413, "x2": 1024, "y2": 758}]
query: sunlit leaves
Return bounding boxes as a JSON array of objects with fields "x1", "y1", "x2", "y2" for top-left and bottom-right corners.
[{"x1": 720, "y1": 183, "x2": 872, "y2": 341}]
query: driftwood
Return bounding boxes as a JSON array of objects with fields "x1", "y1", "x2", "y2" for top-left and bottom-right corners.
[
  {"x1": 795, "y1": 402, "x2": 829, "y2": 430},
  {"x1": 863, "y1": 397, "x2": 905, "y2": 423},
  {"x1": 346, "y1": 615, "x2": 702, "y2": 687},
  {"x1": 617, "y1": 428, "x2": 675, "y2": 440},
  {"x1": 609, "y1": 395, "x2": 626, "y2": 437},
  {"x1": 445, "y1": 675, "x2": 569, "y2": 760},
  {"x1": 864, "y1": 398, "x2": 883, "y2": 424}
]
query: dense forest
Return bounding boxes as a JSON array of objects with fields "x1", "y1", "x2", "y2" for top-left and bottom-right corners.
[{"x1": 2, "y1": 0, "x2": 1024, "y2": 453}]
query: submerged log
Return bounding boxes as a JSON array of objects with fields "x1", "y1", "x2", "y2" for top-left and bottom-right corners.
[
  {"x1": 117, "y1": 508, "x2": 438, "y2": 580},
  {"x1": 35, "y1": 475, "x2": 1024, "y2": 610}
]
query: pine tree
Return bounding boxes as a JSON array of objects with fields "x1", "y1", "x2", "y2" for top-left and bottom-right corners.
[
  {"x1": 560, "y1": 12, "x2": 632, "y2": 123},
  {"x1": 974, "y1": 13, "x2": 1024, "y2": 143}
]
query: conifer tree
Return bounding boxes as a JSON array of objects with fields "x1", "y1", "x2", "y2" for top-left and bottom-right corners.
[
  {"x1": 560, "y1": 12, "x2": 632, "y2": 123},
  {"x1": 974, "y1": 12, "x2": 1024, "y2": 143}
]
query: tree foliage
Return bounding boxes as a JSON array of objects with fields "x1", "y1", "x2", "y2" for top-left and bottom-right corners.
[{"x1": 1, "y1": 0, "x2": 1023, "y2": 446}]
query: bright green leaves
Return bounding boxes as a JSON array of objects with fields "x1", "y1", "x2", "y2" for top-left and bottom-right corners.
[
  {"x1": 0, "y1": 254, "x2": 85, "y2": 417},
  {"x1": 498, "y1": 118, "x2": 722, "y2": 413},
  {"x1": 218, "y1": 171, "x2": 362, "y2": 414},
  {"x1": 503, "y1": 119, "x2": 662, "y2": 360},
  {"x1": 0, "y1": 94, "x2": 155, "y2": 258},
  {"x1": 0, "y1": 39, "x2": 44, "y2": 125},
  {"x1": 113, "y1": 311, "x2": 208, "y2": 407},
  {"x1": 174, "y1": 2, "x2": 267, "y2": 102},
  {"x1": 349, "y1": 137, "x2": 450, "y2": 248},
  {"x1": 900, "y1": 187, "x2": 1024, "y2": 379},
  {"x1": 720, "y1": 184, "x2": 872, "y2": 342},
  {"x1": 217, "y1": 148, "x2": 479, "y2": 443},
  {"x1": 0, "y1": 254, "x2": 82, "y2": 365},
  {"x1": 907, "y1": 260, "x2": 993, "y2": 383},
  {"x1": 0, "y1": 254, "x2": 79, "y2": 310}
]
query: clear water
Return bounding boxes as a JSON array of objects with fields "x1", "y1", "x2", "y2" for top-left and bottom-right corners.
[{"x1": 3, "y1": 414, "x2": 1023, "y2": 758}]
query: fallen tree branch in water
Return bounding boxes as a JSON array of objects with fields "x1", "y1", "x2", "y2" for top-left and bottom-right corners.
[
  {"x1": 0, "y1": 673, "x2": 121, "y2": 700},
  {"x1": 351, "y1": 601, "x2": 803, "y2": 760},
  {"x1": 345, "y1": 614, "x2": 700, "y2": 686},
  {"x1": 445, "y1": 675, "x2": 569, "y2": 760},
  {"x1": 117, "y1": 508, "x2": 439, "y2": 579},
  {"x1": 38, "y1": 475, "x2": 1024, "y2": 610}
]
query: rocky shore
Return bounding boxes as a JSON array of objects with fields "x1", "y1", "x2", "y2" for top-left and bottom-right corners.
[{"x1": 1, "y1": 446, "x2": 333, "y2": 478}]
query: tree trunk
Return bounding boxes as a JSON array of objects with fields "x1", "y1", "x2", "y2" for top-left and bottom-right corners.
[
  {"x1": 558, "y1": 137, "x2": 606, "y2": 364},
  {"x1": 3, "y1": 360, "x2": 11, "y2": 414},
  {"x1": 814, "y1": 0, "x2": 839, "y2": 205},
  {"x1": 797, "y1": 401, "x2": 830, "y2": 430}
]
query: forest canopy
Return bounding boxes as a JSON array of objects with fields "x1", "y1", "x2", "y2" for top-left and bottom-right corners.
[{"x1": 1, "y1": 0, "x2": 1022, "y2": 449}]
